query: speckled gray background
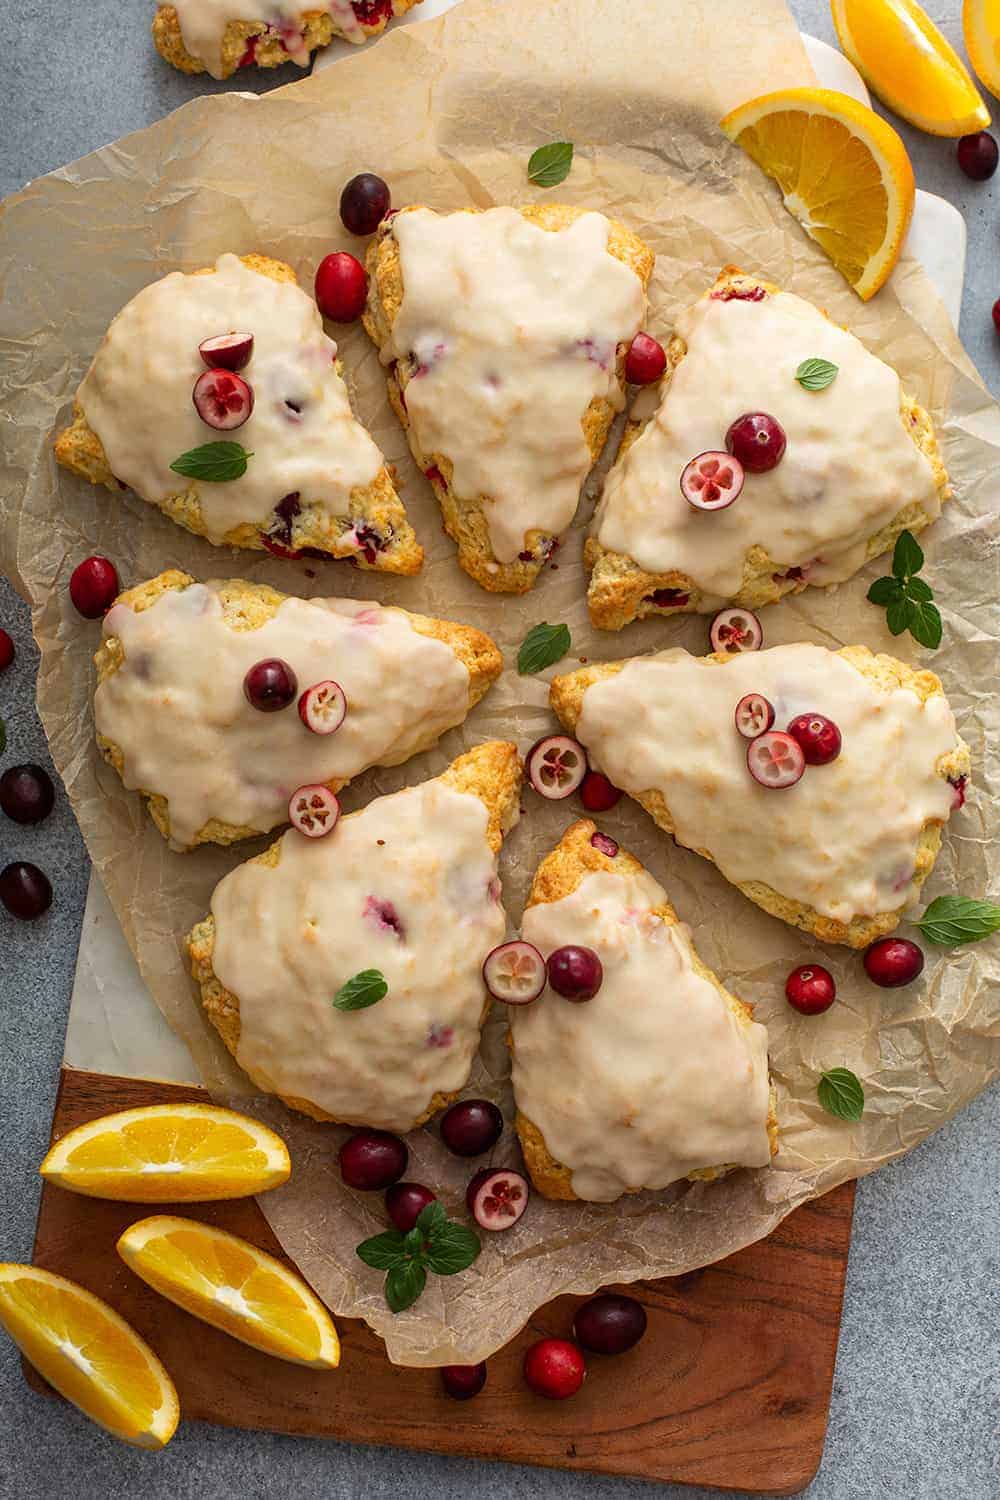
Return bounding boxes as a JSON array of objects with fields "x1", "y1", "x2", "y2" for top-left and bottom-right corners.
[{"x1": 1, "y1": 3, "x2": 997, "y2": 1496}]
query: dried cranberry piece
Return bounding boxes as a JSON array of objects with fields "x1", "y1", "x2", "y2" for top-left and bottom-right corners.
[
  {"x1": 267, "y1": 492, "x2": 302, "y2": 546},
  {"x1": 645, "y1": 587, "x2": 690, "y2": 607},
  {"x1": 353, "y1": 0, "x2": 393, "y2": 23},
  {"x1": 353, "y1": 523, "x2": 390, "y2": 564}
]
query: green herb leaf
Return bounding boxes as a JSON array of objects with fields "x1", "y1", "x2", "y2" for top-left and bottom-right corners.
[
  {"x1": 866, "y1": 576, "x2": 903, "y2": 607},
  {"x1": 906, "y1": 576, "x2": 934, "y2": 603},
  {"x1": 907, "y1": 598, "x2": 942, "y2": 650},
  {"x1": 518, "y1": 621, "x2": 571, "y2": 675},
  {"x1": 885, "y1": 597, "x2": 912, "y2": 637},
  {"x1": 333, "y1": 969, "x2": 388, "y2": 1012},
  {"x1": 416, "y1": 1200, "x2": 447, "y2": 1238},
  {"x1": 527, "y1": 141, "x2": 574, "y2": 187},
  {"x1": 169, "y1": 440, "x2": 252, "y2": 483},
  {"x1": 385, "y1": 1259, "x2": 427, "y2": 1313},
  {"x1": 915, "y1": 895, "x2": 1000, "y2": 947},
  {"x1": 426, "y1": 1223, "x2": 482, "y2": 1277},
  {"x1": 403, "y1": 1226, "x2": 425, "y2": 1258},
  {"x1": 795, "y1": 357, "x2": 838, "y2": 391},
  {"x1": 892, "y1": 529, "x2": 924, "y2": 581},
  {"x1": 817, "y1": 1068, "x2": 865, "y2": 1123},
  {"x1": 356, "y1": 1230, "x2": 407, "y2": 1270}
]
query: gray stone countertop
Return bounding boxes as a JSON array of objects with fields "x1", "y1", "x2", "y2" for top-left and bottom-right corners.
[{"x1": 0, "y1": 2, "x2": 996, "y2": 1496}]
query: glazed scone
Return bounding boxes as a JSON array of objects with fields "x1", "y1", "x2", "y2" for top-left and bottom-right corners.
[
  {"x1": 586, "y1": 265, "x2": 950, "y2": 630},
  {"x1": 55, "y1": 253, "x2": 422, "y2": 575},
  {"x1": 187, "y1": 741, "x2": 521, "y2": 1130},
  {"x1": 95, "y1": 570, "x2": 502, "y2": 851},
  {"x1": 364, "y1": 204, "x2": 654, "y2": 593},
  {"x1": 511, "y1": 820, "x2": 776, "y2": 1203},
  {"x1": 153, "y1": 1, "x2": 421, "y2": 80},
  {"x1": 551, "y1": 644, "x2": 970, "y2": 948}
]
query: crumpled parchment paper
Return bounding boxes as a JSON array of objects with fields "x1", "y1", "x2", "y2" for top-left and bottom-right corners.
[{"x1": 1, "y1": 0, "x2": 997, "y2": 1367}]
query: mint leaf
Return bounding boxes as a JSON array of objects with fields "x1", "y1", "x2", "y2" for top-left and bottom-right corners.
[
  {"x1": 333, "y1": 969, "x2": 388, "y2": 1012},
  {"x1": 169, "y1": 440, "x2": 252, "y2": 483},
  {"x1": 907, "y1": 598, "x2": 942, "y2": 650},
  {"x1": 356, "y1": 1230, "x2": 406, "y2": 1270},
  {"x1": 528, "y1": 142, "x2": 574, "y2": 187},
  {"x1": 518, "y1": 622, "x2": 571, "y2": 675},
  {"x1": 915, "y1": 896, "x2": 1000, "y2": 946},
  {"x1": 416, "y1": 1200, "x2": 447, "y2": 1238},
  {"x1": 885, "y1": 597, "x2": 912, "y2": 637},
  {"x1": 426, "y1": 1223, "x2": 482, "y2": 1277},
  {"x1": 892, "y1": 529, "x2": 924, "y2": 581},
  {"x1": 906, "y1": 576, "x2": 934, "y2": 602},
  {"x1": 817, "y1": 1068, "x2": 864, "y2": 1123},
  {"x1": 403, "y1": 1226, "x2": 425, "y2": 1257},
  {"x1": 385, "y1": 1260, "x2": 427, "y2": 1313},
  {"x1": 795, "y1": 357, "x2": 838, "y2": 391},
  {"x1": 867, "y1": 576, "x2": 903, "y2": 606}
]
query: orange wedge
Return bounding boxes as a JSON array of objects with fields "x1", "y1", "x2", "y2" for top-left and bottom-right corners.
[
  {"x1": 964, "y1": 0, "x2": 1000, "y2": 99},
  {"x1": 39, "y1": 1103, "x2": 291, "y2": 1202},
  {"x1": 116, "y1": 1216, "x2": 340, "y2": 1369},
  {"x1": 720, "y1": 88, "x2": 915, "y2": 300},
  {"x1": 832, "y1": 0, "x2": 989, "y2": 135},
  {"x1": 0, "y1": 1264, "x2": 179, "y2": 1449}
]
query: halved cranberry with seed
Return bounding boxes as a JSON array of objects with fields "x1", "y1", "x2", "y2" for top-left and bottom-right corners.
[
  {"x1": 288, "y1": 784, "x2": 340, "y2": 838},
  {"x1": 198, "y1": 332, "x2": 253, "y2": 370},
  {"x1": 573, "y1": 1293, "x2": 647, "y2": 1355},
  {"x1": 0, "y1": 861, "x2": 52, "y2": 920},
  {"x1": 785, "y1": 964, "x2": 836, "y2": 1015},
  {"x1": 193, "y1": 368, "x2": 253, "y2": 430},
  {"x1": 949, "y1": 775, "x2": 968, "y2": 810},
  {"x1": 69, "y1": 556, "x2": 119, "y2": 619},
  {"x1": 440, "y1": 1099, "x2": 503, "y2": 1157},
  {"x1": 734, "y1": 693, "x2": 775, "y2": 739},
  {"x1": 526, "y1": 735, "x2": 587, "y2": 800},
  {"x1": 467, "y1": 1167, "x2": 529, "y2": 1231},
  {"x1": 0, "y1": 765, "x2": 55, "y2": 826},
  {"x1": 787, "y1": 713, "x2": 842, "y2": 766},
  {"x1": 863, "y1": 937, "x2": 924, "y2": 988},
  {"x1": 680, "y1": 451, "x2": 744, "y2": 511},
  {"x1": 726, "y1": 412, "x2": 786, "y2": 473},
  {"x1": 441, "y1": 1363, "x2": 487, "y2": 1401},
  {"x1": 590, "y1": 831, "x2": 619, "y2": 858},
  {"x1": 483, "y1": 940, "x2": 546, "y2": 1004},
  {"x1": 298, "y1": 680, "x2": 347, "y2": 736},
  {"x1": 0, "y1": 630, "x2": 15, "y2": 672},
  {"x1": 340, "y1": 172, "x2": 391, "y2": 236},
  {"x1": 314, "y1": 252, "x2": 368, "y2": 322},
  {"x1": 624, "y1": 332, "x2": 667, "y2": 385},
  {"x1": 747, "y1": 731, "x2": 805, "y2": 789},
  {"x1": 547, "y1": 945, "x2": 603, "y2": 1001},
  {"x1": 243, "y1": 658, "x2": 297, "y2": 712},
  {"x1": 710, "y1": 607, "x2": 763, "y2": 654},
  {"x1": 339, "y1": 1129, "x2": 407, "y2": 1191},
  {"x1": 385, "y1": 1181, "x2": 436, "y2": 1232},
  {"x1": 523, "y1": 1338, "x2": 586, "y2": 1400},
  {"x1": 580, "y1": 770, "x2": 621, "y2": 813}
]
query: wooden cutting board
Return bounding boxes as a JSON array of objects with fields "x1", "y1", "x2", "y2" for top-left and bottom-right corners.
[{"x1": 27, "y1": 1067, "x2": 855, "y2": 1494}]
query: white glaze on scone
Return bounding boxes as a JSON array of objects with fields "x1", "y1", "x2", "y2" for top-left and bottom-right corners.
[
  {"x1": 209, "y1": 779, "x2": 507, "y2": 1130},
  {"x1": 593, "y1": 290, "x2": 942, "y2": 606},
  {"x1": 512, "y1": 869, "x2": 771, "y2": 1202},
  {"x1": 77, "y1": 254, "x2": 382, "y2": 541},
  {"x1": 168, "y1": 0, "x2": 364, "y2": 77},
  {"x1": 575, "y1": 645, "x2": 960, "y2": 925},
  {"x1": 96, "y1": 584, "x2": 470, "y2": 849},
  {"x1": 382, "y1": 207, "x2": 647, "y2": 564}
]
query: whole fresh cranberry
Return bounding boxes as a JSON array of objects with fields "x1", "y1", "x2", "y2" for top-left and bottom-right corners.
[
  {"x1": 786, "y1": 713, "x2": 842, "y2": 766},
  {"x1": 993, "y1": 298, "x2": 1000, "y2": 337},
  {"x1": 385, "y1": 1181, "x2": 436, "y2": 1232},
  {"x1": 440, "y1": 1099, "x2": 503, "y2": 1157},
  {"x1": 0, "y1": 861, "x2": 53, "y2": 920},
  {"x1": 69, "y1": 556, "x2": 119, "y2": 619},
  {"x1": 573, "y1": 1293, "x2": 647, "y2": 1355},
  {"x1": 440, "y1": 1362, "x2": 487, "y2": 1400},
  {"x1": 523, "y1": 1338, "x2": 586, "y2": 1400},
  {"x1": 0, "y1": 629, "x2": 13, "y2": 672},
  {"x1": 243, "y1": 658, "x2": 298, "y2": 713},
  {"x1": 957, "y1": 131, "x2": 998, "y2": 180},
  {"x1": 624, "y1": 332, "x2": 667, "y2": 385},
  {"x1": 725, "y1": 412, "x2": 786, "y2": 473},
  {"x1": 0, "y1": 765, "x2": 55, "y2": 826},
  {"x1": 315, "y1": 252, "x2": 368, "y2": 322},
  {"x1": 340, "y1": 173, "x2": 391, "y2": 235},
  {"x1": 863, "y1": 937, "x2": 924, "y2": 988},
  {"x1": 547, "y1": 945, "x2": 603, "y2": 1001},
  {"x1": 579, "y1": 771, "x2": 622, "y2": 813},
  {"x1": 785, "y1": 964, "x2": 836, "y2": 1015},
  {"x1": 338, "y1": 1129, "x2": 408, "y2": 1190}
]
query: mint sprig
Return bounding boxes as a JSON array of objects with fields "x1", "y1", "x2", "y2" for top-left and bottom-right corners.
[
  {"x1": 518, "y1": 621, "x2": 571, "y2": 675},
  {"x1": 866, "y1": 530, "x2": 942, "y2": 650},
  {"x1": 356, "y1": 1200, "x2": 480, "y2": 1314},
  {"x1": 795, "y1": 357, "x2": 838, "y2": 391},
  {"x1": 817, "y1": 1068, "x2": 864, "y2": 1123},
  {"x1": 914, "y1": 896, "x2": 1000, "y2": 947},
  {"x1": 527, "y1": 142, "x2": 574, "y2": 187},
  {"x1": 169, "y1": 441, "x2": 252, "y2": 483},
  {"x1": 333, "y1": 969, "x2": 388, "y2": 1012}
]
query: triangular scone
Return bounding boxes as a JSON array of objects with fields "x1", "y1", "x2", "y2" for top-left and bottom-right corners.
[
  {"x1": 95, "y1": 570, "x2": 502, "y2": 850},
  {"x1": 188, "y1": 741, "x2": 521, "y2": 1131},
  {"x1": 55, "y1": 253, "x2": 422, "y2": 575},
  {"x1": 153, "y1": 0, "x2": 421, "y2": 80},
  {"x1": 511, "y1": 820, "x2": 775, "y2": 1203},
  {"x1": 364, "y1": 204, "x2": 654, "y2": 593},
  {"x1": 586, "y1": 265, "x2": 949, "y2": 630},
  {"x1": 552, "y1": 644, "x2": 970, "y2": 948}
]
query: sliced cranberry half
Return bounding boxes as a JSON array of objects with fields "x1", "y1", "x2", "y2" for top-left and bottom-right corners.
[
  {"x1": 747, "y1": 731, "x2": 805, "y2": 789},
  {"x1": 726, "y1": 412, "x2": 786, "y2": 473},
  {"x1": 288, "y1": 784, "x2": 340, "y2": 838},
  {"x1": 734, "y1": 693, "x2": 775, "y2": 740},
  {"x1": 785, "y1": 964, "x2": 836, "y2": 1015},
  {"x1": 198, "y1": 332, "x2": 253, "y2": 370},
  {"x1": 579, "y1": 770, "x2": 621, "y2": 813},
  {"x1": 710, "y1": 607, "x2": 762, "y2": 654},
  {"x1": 624, "y1": 332, "x2": 667, "y2": 385},
  {"x1": 298, "y1": 680, "x2": 347, "y2": 736},
  {"x1": 483, "y1": 940, "x2": 546, "y2": 1005},
  {"x1": 680, "y1": 452, "x2": 744, "y2": 511},
  {"x1": 787, "y1": 713, "x2": 842, "y2": 766},
  {"x1": 526, "y1": 735, "x2": 587, "y2": 800},
  {"x1": 193, "y1": 368, "x2": 253, "y2": 430},
  {"x1": 467, "y1": 1168, "x2": 529, "y2": 1232}
]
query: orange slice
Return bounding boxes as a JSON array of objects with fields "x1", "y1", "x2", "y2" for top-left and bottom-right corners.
[
  {"x1": 0, "y1": 1264, "x2": 179, "y2": 1449},
  {"x1": 964, "y1": 0, "x2": 1000, "y2": 99},
  {"x1": 39, "y1": 1103, "x2": 291, "y2": 1202},
  {"x1": 116, "y1": 1216, "x2": 340, "y2": 1369},
  {"x1": 832, "y1": 0, "x2": 989, "y2": 135},
  {"x1": 720, "y1": 88, "x2": 915, "y2": 300}
]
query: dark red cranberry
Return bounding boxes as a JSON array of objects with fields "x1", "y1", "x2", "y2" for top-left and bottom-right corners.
[
  {"x1": 863, "y1": 937, "x2": 924, "y2": 988},
  {"x1": 726, "y1": 412, "x2": 786, "y2": 473},
  {"x1": 579, "y1": 771, "x2": 622, "y2": 813},
  {"x1": 0, "y1": 630, "x2": 13, "y2": 672},
  {"x1": 0, "y1": 765, "x2": 55, "y2": 825},
  {"x1": 440, "y1": 1099, "x2": 503, "y2": 1158},
  {"x1": 69, "y1": 556, "x2": 119, "y2": 619},
  {"x1": 237, "y1": 37, "x2": 258, "y2": 67},
  {"x1": 645, "y1": 588, "x2": 690, "y2": 608},
  {"x1": 353, "y1": 0, "x2": 393, "y2": 23},
  {"x1": 994, "y1": 299, "x2": 1000, "y2": 336},
  {"x1": 522, "y1": 1338, "x2": 586, "y2": 1400},
  {"x1": 949, "y1": 775, "x2": 968, "y2": 810},
  {"x1": 624, "y1": 332, "x2": 667, "y2": 385},
  {"x1": 267, "y1": 492, "x2": 302, "y2": 546},
  {"x1": 0, "y1": 861, "x2": 52, "y2": 920},
  {"x1": 547, "y1": 945, "x2": 603, "y2": 1001},
  {"x1": 957, "y1": 131, "x2": 998, "y2": 180},
  {"x1": 440, "y1": 1362, "x2": 487, "y2": 1400},
  {"x1": 786, "y1": 713, "x2": 842, "y2": 766},
  {"x1": 340, "y1": 173, "x2": 391, "y2": 236},
  {"x1": 315, "y1": 252, "x2": 368, "y2": 322},
  {"x1": 590, "y1": 831, "x2": 619, "y2": 858},
  {"x1": 385, "y1": 1181, "x2": 436, "y2": 1232},
  {"x1": 338, "y1": 1129, "x2": 408, "y2": 1190},
  {"x1": 353, "y1": 523, "x2": 389, "y2": 564},
  {"x1": 784, "y1": 964, "x2": 836, "y2": 1015},
  {"x1": 573, "y1": 1293, "x2": 647, "y2": 1355},
  {"x1": 243, "y1": 658, "x2": 298, "y2": 713}
]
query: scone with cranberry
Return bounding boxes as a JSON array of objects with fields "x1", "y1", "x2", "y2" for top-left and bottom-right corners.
[{"x1": 56, "y1": 253, "x2": 422, "y2": 574}]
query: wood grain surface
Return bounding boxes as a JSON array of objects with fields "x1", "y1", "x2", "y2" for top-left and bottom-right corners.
[{"x1": 26, "y1": 1068, "x2": 855, "y2": 1494}]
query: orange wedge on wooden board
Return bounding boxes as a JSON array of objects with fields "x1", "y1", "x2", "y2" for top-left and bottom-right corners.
[
  {"x1": 0, "y1": 1264, "x2": 179, "y2": 1449},
  {"x1": 117, "y1": 1216, "x2": 341, "y2": 1369},
  {"x1": 965, "y1": 0, "x2": 1000, "y2": 99},
  {"x1": 832, "y1": 0, "x2": 990, "y2": 135},
  {"x1": 720, "y1": 88, "x2": 915, "y2": 300},
  {"x1": 39, "y1": 1103, "x2": 291, "y2": 1202}
]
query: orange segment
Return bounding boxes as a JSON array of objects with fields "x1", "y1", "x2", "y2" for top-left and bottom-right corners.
[
  {"x1": 833, "y1": 0, "x2": 989, "y2": 135},
  {"x1": 116, "y1": 1216, "x2": 340, "y2": 1370},
  {"x1": 720, "y1": 88, "x2": 915, "y2": 300},
  {"x1": 39, "y1": 1103, "x2": 291, "y2": 1202},
  {"x1": 0, "y1": 1264, "x2": 179, "y2": 1449},
  {"x1": 964, "y1": 0, "x2": 1000, "y2": 99}
]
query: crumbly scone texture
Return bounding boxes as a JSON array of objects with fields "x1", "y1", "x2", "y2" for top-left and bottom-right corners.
[
  {"x1": 586, "y1": 265, "x2": 952, "y2": 630},
  {"x1": 513, "y1": 819, "x2": 779, "y2": 1201},
  {"x1": 187, "y1": 740, "x2": 522, "y2": 1126},
  {"x1": 54, "y1": 253, "x2": 422, "y2": 576},
  {"x1": 152, "y1": 2, "x2": 421, "y2": 78},
  {"x1": 550, "y1": 648, "x2": 971, "y2": 948},
  {"x1": 364, "y1": 204, "x2": 655, "y2": 594},
  {"x1": 95, "y1": 569, "x2": 503, "y2": 850}
]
